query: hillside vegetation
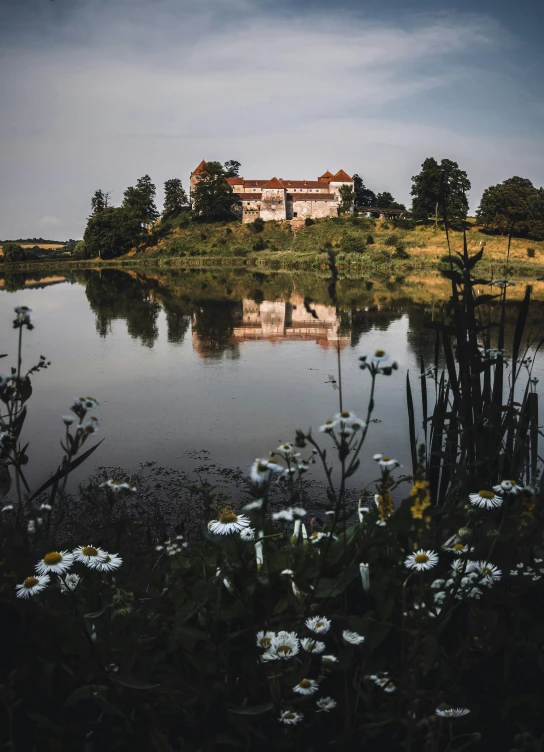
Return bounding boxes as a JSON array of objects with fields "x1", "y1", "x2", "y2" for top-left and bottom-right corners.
[{"x1": 142, "y1": 215, "x2": 544, "y2": 276}]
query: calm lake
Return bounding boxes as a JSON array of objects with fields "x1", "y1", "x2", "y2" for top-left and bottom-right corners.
[{"x1": 1, "y1": 266, "x2": 543, "y2": 493}]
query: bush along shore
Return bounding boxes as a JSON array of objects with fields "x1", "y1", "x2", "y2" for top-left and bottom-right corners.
[
  {"x1": 2, "y1": 240, "x2": 544, "y2": 751},
  {"x1": 4, "y1": 216, "x2": 544, "y2": 278}
]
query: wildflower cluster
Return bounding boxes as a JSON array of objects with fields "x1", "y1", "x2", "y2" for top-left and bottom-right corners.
[
  {"x1": 156, "y1": 535, "x2": 187, "y2": 556},
  {"x1": 509, "y1": 559, "x2": 544, "y2": 581},
  {"x1": 16, "y1": 545, "x2": 122, "y2": 598},
  {"x1": 409, "y1": 479, "x2": 431, "y2": 520}
]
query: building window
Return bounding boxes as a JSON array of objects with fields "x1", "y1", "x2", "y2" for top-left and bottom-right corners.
[{"x1": 293, "y1": 212, "x2": 298, "y2": 217}]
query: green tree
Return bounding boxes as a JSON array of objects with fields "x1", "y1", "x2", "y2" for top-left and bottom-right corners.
[
  {"x1": 83, "y1": 207, "x2": 141, "y2": 260},
  {"x1": 352, "y1": 174, "x2": 376, "y2": 209},
  {"x1": 191, "y1": 161, "x2": 238, "y2": 222},
  {"x1": 411, "y1": 157, "x2": 470, "y2": 226},
  {"x1": 338, "y1": 185, "x2": 355, "y2": 214},
  {"x1": 224, "y1": 160, "x2": 241, "y2": 178},
  {"x1": 72, "y1": 240, "x2": 90, "y2": 259},
  {"x1": 163, "y1": 179, "x2": 188, "y2": 217},
  {"x1": 90, "y1": 190, "x2": 111, "y2": 216},
  {"x1": 477, "y1": 177, "x2": 540, "y2": 234},
  {"x1": 2, "y1": 243, "x2": 26, "y2": 262}
]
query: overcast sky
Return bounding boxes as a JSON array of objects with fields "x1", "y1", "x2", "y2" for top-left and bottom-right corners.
[{"x1": 0, "y1": 0, "x2": 543, "y2": 239}]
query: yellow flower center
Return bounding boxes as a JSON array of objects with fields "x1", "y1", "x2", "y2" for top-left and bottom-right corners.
[
  {"x1": 452, "y1": 544, "x2": 465, "y2": 551},
  {"x1": 24, "y1": 577, "x2": 39, "y2": 588},
  {"x1": 414, "y1": 553, "x2": 429, "y2": 564},
  {"x1": 340, "y1": 411, "x2": 350, "y2": 418},
  {"x1": 478, "y1": 490, "x2": 494, "y2": 499},
  {"x1": 43, "y1": 552, "x2": 63, "y2": 565},
  {"x1": 220, "y1": 511, "x2": 238, "y2": 524},
  {"x1": 382, "y1": 456, "x2": 390, "y2": 461},
  {"x1": 299, "y1": 679, "x2": 311, "y2": 688},
  {"x1": 375, "y1": 349, "x2": 385, "y2": 357},
  {"x1": 306, "y1": 641, "x2": 316, "y2": 651},
  {"x1": 509, "y1": 481, "x2": 517, "y2": 486},
  {"x1": 482, "y1": 567, "x2": 491, "y2": 575},
  {"x1": 284, "y1": 712, "x2": 295, "y2": 719},
  {"x1": 325, "y1": 419, "x2": 334, "y2": 425},
  {"x1": 257, "y1": 462, "x2": 268, "y2": 472},
  {"x1": 316, "y1": 622, "x2": 324, "y2": 628},
  {"x1": 82, "y1": 546, "x2": 99, "y2": 557},
  {"x1": 277, "y1": 645, "x2": 292, "y2": 655},
  {"x1": 260, "y1": 637, "x2": 271, "y2": 648}
]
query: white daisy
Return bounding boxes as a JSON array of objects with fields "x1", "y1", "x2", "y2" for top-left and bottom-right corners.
[
  {"x1": 305, "y1": 616, "x2": 331, "y2": 634},
  {"x1": 405, "y1": 550, "x2": 439, "y2": 572},
  {"x1": 35, "y1": 550, "x2": 74, "y2": 576},
  {"x1": 73, "y1": 396, "x2": 99, "y2": 411},
  {"x1": 250, "y1": 459, "x2": 274, "y2": 484},
  {"x1": 280, "y1": 569, "x2": 294, "y2": 576},
  {"x1": 61, "y1": 414, "x2": 75, "y2": 425},
  {"x1": 373, "y1": 453, "x2": 383, "y2": 460},
  {"x1": 451, "y1": 559, "x2": 478, "y2": 574},
  {"x1": 270, "y1": 631, "x2": 300, "y2": 659},
  {"x1": 59, "y1": 573, "x2": 81, "y2": 592},
  {"x1": 73, "y1": 545, "x2": 107, "y2": 567},
  {"x1": 208, "y1": 509, "x2": 250, "y2": 535},
  {"x1": 39, "y1": 504, "x2": 52, "y2": 512},
  {"x1": 316, "y1": 696, "x2": 337, "y2": 712},
  {"x1": 319, "y1": 419, "x2": 338, "y2": 433},
  {"x1": 89, "y1": 552, "x2": 123, "y2": 572},
  {"x1": 359, "y1": 562, "x2": 370, "y2": 592},
  {"x1": 431, "y1": 579, "x2": 445, "y2": 589},
  {"x1": 78, "y1": 416, "x2": 99, "y2": 435},
  {"x1": 476, "y1": 561, "x2": 502, "y2": 584},
  {"x1": 342, "y1": 630, "x2": 365, "y2": 645},
  {"x1": 279, "y1": 710, "x2": 303, "y2": 725},
  {"x1": 261, "y1": 651, "x2": 279, "y2": 662},
  {"x1": 445, "y1": 543, "x2": 474, "y2": 555},
  {"x1": 435, "y1": 707, "x2": 470, "y2": 718},
  {"x1": 256, "y1": 631, "x2": 275, "y2": 649},
  {"x1": 239, "y1": 527, "x2": 255, "y2": 541},
  {"x1": 101, "y1": 479, "x2": 126, "y2": 493},
  {"x1": 378, "y1": 456, "x2": 399, "y2": 470},
  {"x1": 242, "y1": 499, "x2": 263, "y2": 511},
  {"x1": 492, "y1": 480, "x2": 522, "y2": 495},
  {"x1": 369, "y1": 673, "x2": 395, "y2": 691},
  {"x1": 293, "y1": 678, "x2": 319, "y2": 696},
  {"x1": 334, "y1": 410, "x2": 358, "y2": 425},
  {"x1": 16, "y1": 574, "x2": 50, "y2": 598},
  {"x1": 1, "y1": 504, "x2": 14, "y2": 513},
  {"x1": 309, "y1": 531, "x2": 337, "y2": 544},
  {"x1": 468, "y1": 490, "x2": 502, "y2": 509},
  {"x1": 371, "y1": 349, "x2": 388, "y2": 362},
  {"x1": 300, "y1": 637, "x2": 326, "y2": 654},
  {"x1": 321, "y1": 654, "x2": 338, "y2": 665},
  {"x1": 276, "y1": 442, "x2": 294, "y2": 454}
]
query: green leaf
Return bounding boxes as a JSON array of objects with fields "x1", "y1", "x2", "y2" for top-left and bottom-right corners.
[
  {"x1": 26, "y1": 712, "x2": 67, "y2": 735},
  {"x1": 228, "y1": 702, "x2": 273, "y2": 715},
  {"x1": 110, "y1": 674, "x2": 160, "y2": 690},
  {"x1": 66, "y1": 684, "x2": 109, "y2": 706},
  {"x1": 30, "y1": 439, "x2": 104, "y2": 501},
  {"x1": 84, "y1": 605, "x2": 110, "y2": 619}
]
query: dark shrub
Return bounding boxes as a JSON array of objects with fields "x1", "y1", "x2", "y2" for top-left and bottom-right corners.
[
  {"x1": 382, "y1": 222, "x2": 390, "y2": 230},
  {"x1": 252, "y1": 239, "x2": 267, "y2": 251},
  {"x1": 366, "y1": 234, "x2": 374, "y2": 245},
  {"x1": 527, "y1": 248, "x2": 536, "y2": 258},
  {"x1": 341, "y1": 235, "x2": 365, "y2": 254},
  {"x1": 324, "y1": 241, "x2": 333, "y2": 249},
  {"x1": 200, "y1": 232, "x2": 208, "y2": 241},
  {"x1": 384, "y1": 234, "x2": 400, "y2": 246},
  {"x1": 393, "y1": 245, "x2": 410, "y2": 259},
  {"x1": 304, "y1": 218, "x2": 314, "y2": 227},
  {"x1": 225, "y1": 227, "x2": 233, "y2": 235},
  {"x1": 250, "y1": 218, "x2": 265, "y2": 233},
  {"x1": 3, "y1": 243, "x2": 26, "y2": 262}
]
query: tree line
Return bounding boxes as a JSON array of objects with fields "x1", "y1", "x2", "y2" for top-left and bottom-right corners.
[{"x1": 75, "y1": 158, "x2": 544, "y2": 260}]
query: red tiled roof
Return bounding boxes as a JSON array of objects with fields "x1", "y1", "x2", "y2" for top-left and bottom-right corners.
[
  {"x1": 191, "y1": 160, "x2": 207, "y2": 175},
  {"x1": 262, "y1": 177, "x2": 285, "y2": 189},
  {"x1": 318, "y1": 171, "x2": 334, "y2": 181},
  {"x1": 243, "y1": 180, "x2": 269, "y2": 188},
  {"x1": 235, "y1": 193, "x2": 262, "y2": 200},
  {"x1": 281, "y1": 180, "x2": 328, "y2": 189},
  {"x1": 288, "y1": 193, "x2": 335, "y2": 201},
  {"x1": 331, "y1": 169, "x2": 353, "y2": 182},
  {"x1": 226, "y1": 177, "x2": 244, "y2": 185}
]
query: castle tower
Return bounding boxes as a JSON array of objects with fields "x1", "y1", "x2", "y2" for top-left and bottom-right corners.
[
  {"x1": 328, "y1": 169, "x2": 354, "y2": 211},
  {"x1": 260, "y1": 177, "x2": 286, "y2": 221},
  {"x1": 190, "y1": 160, "x2": 207, "y2": 196}
]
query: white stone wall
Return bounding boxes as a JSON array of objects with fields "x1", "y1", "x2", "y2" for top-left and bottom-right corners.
[
  {"x1": 291, "y1": 200, "x2": 337, "y2": 218},
  {"x1": 260, "y1": 189, "x2": 286, "y2": 221}
]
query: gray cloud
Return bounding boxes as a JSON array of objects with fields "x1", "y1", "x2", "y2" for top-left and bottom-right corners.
[{"x1": 0, "y1": 0, "x2": 541, "y2": 238}]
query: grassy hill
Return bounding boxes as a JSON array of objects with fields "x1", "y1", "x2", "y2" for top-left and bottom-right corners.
[{"x1": 142, "y1": 214, "x2": 544, "y2": 277}]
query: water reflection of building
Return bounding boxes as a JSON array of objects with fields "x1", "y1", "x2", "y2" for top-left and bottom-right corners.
[{"x1": 191, "y1": 294, "x2": 350, "y2": 357}]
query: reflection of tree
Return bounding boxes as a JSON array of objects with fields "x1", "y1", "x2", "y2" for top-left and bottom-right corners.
[
  {"x1": 84, "y1": 270, "x2": 161, "y2": 348},
  {"x1": 350, "y1": 309, "x2": 404, "y2": 347},
  {"x1": 3, "y1": 273, "x2": 27, "y2": 292},
  {"x1": 192, "y1": 301, "x2": 240, "y2": 359},
  {"x1": 164, "y1": 306, "x2": 191, "y2": 344}
]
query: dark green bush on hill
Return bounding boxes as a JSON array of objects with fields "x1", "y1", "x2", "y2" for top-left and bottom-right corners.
[
  {"x1": 84, "y1": 207, "x2": 141, "y2": 259},
  {"x1": 304, "y1": 217, "x2": 314, "y2": 226},
  {"x1": 250, "y1": 217, "x2": 265, "y2": 233},
  {"x1": 341, "y1": 235, "x2": 365, "y2": 254},
  {"x1": 252, "y1": 238, "x2": 267, "y2": 251},
  {"x1": 366, "y1": 234, "x2": 375, "y2": 245},
  {"x1": 3, "y1": 243, "x2": 26, "y2": 262},
  {"x1": 384, "y1": 234, "x2": 400, "y2": 246}
]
